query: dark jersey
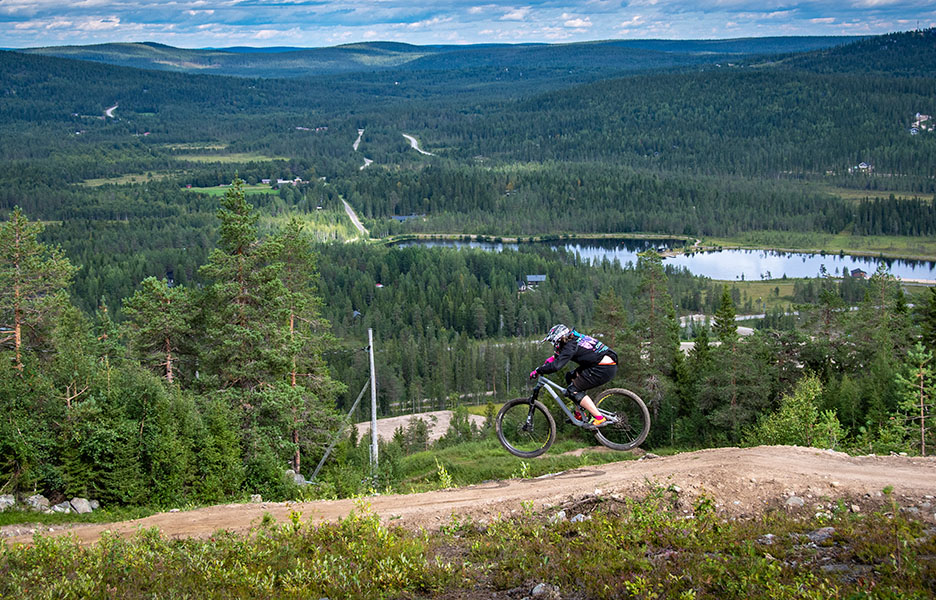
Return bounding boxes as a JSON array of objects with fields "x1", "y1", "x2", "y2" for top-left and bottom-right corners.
[{"x1": 536, "y1": 333, "x2": 616, "y2": 375}]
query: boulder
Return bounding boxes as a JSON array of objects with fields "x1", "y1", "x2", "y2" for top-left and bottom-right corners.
[
  {"x1": 806, "y1": 527, "x2": 835, "y2": 544},
  {"x1": 285, "y1": 469, "x2": 308, "y2": 486},
  {"x1": 25, "y1": 494, "x2": 50, "y2": 512},
  {"x1": 89, "y1": 499, "x2": 100, "y2": 510},
  {"x1": 70, "y1": 498, "x2": 93, "y2": 514},
  {"x1": 531, "y1": 583, "x2": 561, "y2": 599},
  {"x1": 0, "y1": 494, "x2": 15, "y2": 512},
  {"x1": 51, "y1": 501, "x2": 73, "y2": 513}
]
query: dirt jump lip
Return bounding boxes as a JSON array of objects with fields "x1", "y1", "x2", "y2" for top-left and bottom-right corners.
[{"x1": 4, "y1": 445, "x2": 935, "y2": 547}]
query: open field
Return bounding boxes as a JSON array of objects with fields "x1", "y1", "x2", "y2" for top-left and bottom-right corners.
[
  {"x1": 176, "y1": 152, "x2": 287, "y2": 163},
  {"x1": 164, "y1": 143, "x2": 228, "y2": 151},
  {"x1": 707, "y1": 231, "x2": 936, "y2": 261},
  {"x1": 818, "y1": 184, "x2": 936, "y2": 203},
  {"x1": 81, "y1": 171, "x2": 185, "y2": 186},
  {"x1": 184, "y1": 184, "x2": 276, "y2": 196}
]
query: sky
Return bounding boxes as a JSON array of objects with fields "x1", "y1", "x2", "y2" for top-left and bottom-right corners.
[{"x1": 1, "y1": 0, "x2": 934, "y2": 49}]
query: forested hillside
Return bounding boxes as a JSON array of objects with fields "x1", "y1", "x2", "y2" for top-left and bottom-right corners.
[
  {"x1": 19, "y1": 37, "x2": 861, "y2": 78},
  {"x1": 1, "y1": 31, "x2": 935, "y2": 508}
]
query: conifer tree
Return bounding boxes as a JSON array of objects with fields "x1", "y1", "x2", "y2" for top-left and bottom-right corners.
[
  {"x1": 713, "y1": 285, "x2": 737, "y2": 345},
  {"x1": 266, "y1": 218, "x2": 341, "y2": 473},
  {"x1": 0, "y1": 207, "x2": 77, "y2": 370},
  {"x1": 123, "y1": 277, "x2": 193, "y2": 384},
  {"x1": 631, "y1": 251, "x2": 680, "y2": 440},
  {"x1": 920, "y1": 287, "x2": 936, "y2": 353},
  {"x1": 199, "y1": 178, "x2": 289, "y2": 391},
  {"x1": 896, "y1": 342, "x2": 934, "y2": 456}
]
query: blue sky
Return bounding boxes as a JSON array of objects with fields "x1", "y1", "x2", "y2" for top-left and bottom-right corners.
[{"x1": 1, "y1": 0, "x2": 934, "y2": 48}]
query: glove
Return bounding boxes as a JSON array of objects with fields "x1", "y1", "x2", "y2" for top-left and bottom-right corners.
[{"x1": 529, "y1": 369, "x2": 539, "y2": 379}]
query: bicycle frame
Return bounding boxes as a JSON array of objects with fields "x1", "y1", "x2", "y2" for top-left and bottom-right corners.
[{"x1": 527, "y1": 375, "x2": 592, "y2": 427}]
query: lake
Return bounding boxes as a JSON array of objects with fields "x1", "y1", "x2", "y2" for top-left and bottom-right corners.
[{"x1": 396, "y1": 238, "x2": 936, "y2": 282}]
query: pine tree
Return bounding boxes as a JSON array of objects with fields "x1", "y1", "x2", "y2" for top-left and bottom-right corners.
[
  {"x1": 268, "y1": 218, "x2": 342, "y2": 474},
  {"x1": 0, "y1": 208, "x2": 77, "y2": 370},
  {"x1": 896, "y1": 342, "x2": 934, "y2": 456},
  {"x1": 592, "y1": 287, "x2": 628, "y2": 350},
  {"x1": 199, "y1": 178, "x2": 290, "y2": 391},
  {"x1": 123, "y1": 277, "x2": 193, "y2": 384},
  {"x1": 631, "y1": 251, "x2": 680, "y2": 442}
]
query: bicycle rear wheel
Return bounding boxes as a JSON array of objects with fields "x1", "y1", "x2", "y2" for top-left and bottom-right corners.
[
  {"x1": 495, "y1": 398, "x2": 556, "y2": 458},
  {"x1": 593, "y1": 388, "x2": 650, "y2": 451}
]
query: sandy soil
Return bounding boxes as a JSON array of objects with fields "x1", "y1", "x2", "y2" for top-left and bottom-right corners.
[
  {"x1": 4, "y1": 445, "x2": 935, "y2": 546},
  {"x1": 354, "y1": 409, "x2": 487, "y2": 444}
]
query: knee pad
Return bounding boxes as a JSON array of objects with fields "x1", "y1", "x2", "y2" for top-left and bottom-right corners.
[{"x1": 564, "y1": 385, "x2": 586, "y2": 404}]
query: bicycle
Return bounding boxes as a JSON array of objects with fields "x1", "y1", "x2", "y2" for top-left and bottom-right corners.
[{"x1": 495, "y1": 375, "x2": 650, "y2": 458}]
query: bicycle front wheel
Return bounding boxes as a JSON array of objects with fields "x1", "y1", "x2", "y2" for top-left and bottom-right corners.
[
  {"x1": 495, "y1": 398, "x2": 556, "y2": 458},
  {"x1": 593, "y1": 388, "x2": 650, "y2": 451}
]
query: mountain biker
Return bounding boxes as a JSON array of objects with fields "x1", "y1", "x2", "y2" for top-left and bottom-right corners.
[{"x1": 529, "y1": 324, "x2": 618, "y2": 429}]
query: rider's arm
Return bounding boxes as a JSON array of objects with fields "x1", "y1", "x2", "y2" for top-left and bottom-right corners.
[{"x1": 535, "y1": 343, "x2": 576, "y2": 375}]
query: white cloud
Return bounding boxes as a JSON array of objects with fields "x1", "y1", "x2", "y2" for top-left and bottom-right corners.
[
  {"x1": 618, "y1": 15, "x2": 644, "y2": 28},
  {"x1": 810, "y1": 17, "x2": 837, "y2": 23},
  {"x1": 564, "y1": 16, "x2": 593, "y2": 28},
  {"x1": 78, "y1": 16, "x2": 121, "y2": 31},
  {"x1": 403, "y1": 16, "x2": 452, "y2": 29},
  {"x1": 501, "y1": 6, "x2": 531, "y2": 21}
]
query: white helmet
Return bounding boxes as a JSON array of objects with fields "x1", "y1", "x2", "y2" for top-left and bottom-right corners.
[{"x1": 542, "y1": 323, "x2": 571, "y2": 345}]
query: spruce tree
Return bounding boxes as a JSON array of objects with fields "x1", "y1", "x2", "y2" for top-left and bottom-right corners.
[
  {"x1": 713, "y1": 285, "x2": 737, "y2": 345},
  {"x1": 920, "y1": 287, "x2": 936, "y2": 353}
]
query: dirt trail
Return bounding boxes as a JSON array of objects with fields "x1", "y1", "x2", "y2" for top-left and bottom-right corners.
[{"x1": 5, "y1": 446, "x2": 935, "y2": 546}]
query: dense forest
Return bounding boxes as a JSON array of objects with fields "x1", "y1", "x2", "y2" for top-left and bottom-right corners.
[{"x1": 1, "y1": 30, "x2": 935, "y2": 507}]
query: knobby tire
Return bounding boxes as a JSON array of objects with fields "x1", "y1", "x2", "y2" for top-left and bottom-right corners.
[
  {"x1": 495, "y1": 398, "x2": 556, "y2": 458},
  {"x1": 593, "y1": 388, "x2": 650, "y2": 451}
]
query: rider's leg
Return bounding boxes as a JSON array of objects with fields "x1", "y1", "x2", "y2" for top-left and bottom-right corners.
[
  {"x1": 578, "y1": 395, "x2": 600, "y2": 419},
  {"x1": 564, "y1": 383, "x2": 600, "y2": 419},
  {"x1": 568, "y1": 364, "x2": 618, "y2": 419}
]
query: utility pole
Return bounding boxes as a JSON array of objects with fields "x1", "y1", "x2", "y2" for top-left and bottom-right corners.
[{"x1": 368, "y1": 328, "x2": 378, "y2": 477}]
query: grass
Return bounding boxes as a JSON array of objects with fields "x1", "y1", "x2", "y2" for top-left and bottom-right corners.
[
  {"x1": 3, "y1": 488, "x2": 933, "y2": 599},
  {"x1": 176, "y1": 152, "x2": 287, "y2": 163},
  {"x1": 184, "y1": 184, "x2": 276, "y2": 196},
  {"x1": 80, "y1": 171, "x2": 185, "y2": 186},
  {"x1": 705, "y1": 231, "x2": 936, "y2": 261},
  {"x1": 817, "y1": 184, "x2": 936, "y2": 204},
  {"x1": 258, "y1": 212, "x2": 361, "y2": 243},
  {"x1": 395, "y1": 436, "x2": 637, "y2": 494},
  {"x1": 0, "y1": 505, "x2": 154, "y2": 528},
  {"x1": 712, "y1": 279, "x2": 799, "y2": 314}
]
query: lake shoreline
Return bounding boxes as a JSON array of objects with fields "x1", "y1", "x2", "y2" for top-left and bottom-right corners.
[{"x1": 382, "y1": 231, "x2": 936, "y2": 264}]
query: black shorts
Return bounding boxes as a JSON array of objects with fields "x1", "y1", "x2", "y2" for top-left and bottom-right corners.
[{"x1": 566, "y1": 364, "x2": 617, "y2": 398}]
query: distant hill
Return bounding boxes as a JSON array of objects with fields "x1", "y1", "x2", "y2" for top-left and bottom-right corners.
[
  {"x1": 777, "y1": 28, "x2": 936, "y2": 77},
  {"x1": 17, "y1": 37, "x2": 863, "y2": 78}
]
